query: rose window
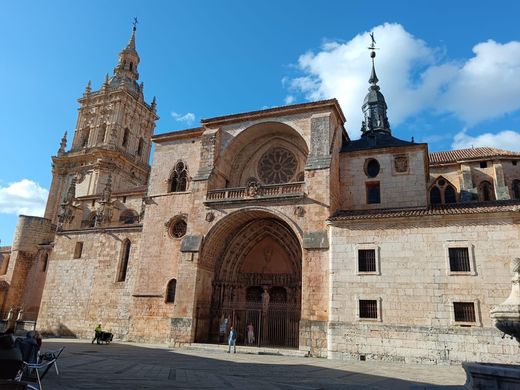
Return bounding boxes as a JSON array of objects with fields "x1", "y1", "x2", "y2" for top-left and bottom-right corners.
[
  {"x1": 258, "y1": 147, "x2": 297, "y2": 184},
  {"x1": 169, "y1": 220, "x2": 187, "y2": 238}
]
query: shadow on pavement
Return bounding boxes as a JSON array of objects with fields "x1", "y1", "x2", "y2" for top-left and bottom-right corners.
[{"x1": 38, "y1": 340, "x2": 466, "y2": 390}]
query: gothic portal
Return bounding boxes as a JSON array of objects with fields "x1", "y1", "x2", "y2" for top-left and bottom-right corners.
[{"x1": 196, "y1": 214, "x2": 301, "y2": 347}]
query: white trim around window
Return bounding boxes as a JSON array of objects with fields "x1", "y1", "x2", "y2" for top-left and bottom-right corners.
[{"x1": 444, "y1": 241, "x2": 476, "y2": 276}]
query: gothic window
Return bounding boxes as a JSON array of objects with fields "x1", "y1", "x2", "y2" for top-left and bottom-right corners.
[
  {"x1": 258, "y1": 147, "x2": 297, "y2": 184},
  {"x1": 129, "y1": 62, "x2": 133, "y2": 72},
  {"x1": 453, "y1": 302, "x2": 476, "y2": 323},
  {"x1": 444, "y1": 185, "x2": 457, "y2": 203},
  {"x1": 359, "y1": 300, "x2": 378, "y2": 319},
  {"x1": 297, "y1": 172, "x2": 305, "y2": 182},
  {"x1": 119, "y1": 209, "x2": 139, "y2": 224},
  {"x1": 97, "y1": 124, "x2": 106, "y2": 144},
  {"x1": 430, "y1": 177, "x2": 457, "y2": 205},
  {"x1": 512, "y1": 179, "x2": 520, "y2": 200},
  {"x1": 137, "y1": 138, "x2": 144, "y2": 156},
  {"x1": 366, "y1": 182, "x2": 380, "y2": 204},
  {"x1": 117, "y1": 239, "x2": 131, "y2": 282},
  {"x1": 169, "y1": 219, "x2": 187, "y2": 238},
  {"x1": 430, "y1": 186, "x2": 441, "y2": 205},
  {"x1": 165, "y1": 279, "x2": 177, "y2": 303},
  {"x1": 478, "y1": 181, "x2": 494, "y2": 201},
  {"x1": 122, "y1": 128, "x2": 130, "y2": 148},
  {"x1": 169, "y1": 161, "x2": 188, "y2": 192},
  {"x1": 365, "y1": 159, "x2": 380, "y2": 178}
]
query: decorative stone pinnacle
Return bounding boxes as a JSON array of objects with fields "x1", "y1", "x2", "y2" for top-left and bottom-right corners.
[
  {"x1": 57, "y1": 131, "x2": 67, "y2": 156},
  {"x1": 84, "y1": 80, "x2": 92, "y2": 95},
  {"x1": 151, "y1": 96, "x2": 157, "y2": 111}
]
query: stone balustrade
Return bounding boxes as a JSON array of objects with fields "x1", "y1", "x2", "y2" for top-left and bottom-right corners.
[{"x1": 205, "y1": 182, "x2": 305, "y2": 204}]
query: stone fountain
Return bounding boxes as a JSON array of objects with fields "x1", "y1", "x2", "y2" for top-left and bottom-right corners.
[{"x1": 462, "y1": 257, "x2": 520, "y2": 389}]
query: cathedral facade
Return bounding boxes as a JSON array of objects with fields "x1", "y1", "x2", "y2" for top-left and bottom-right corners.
[{"x1": 1, "y1": 29, "x2": 520, "y2": 364}]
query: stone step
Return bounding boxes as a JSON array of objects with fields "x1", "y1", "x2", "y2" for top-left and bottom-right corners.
[{"x1": 180, "y1": 342, "x2": 310, "y2": 357}]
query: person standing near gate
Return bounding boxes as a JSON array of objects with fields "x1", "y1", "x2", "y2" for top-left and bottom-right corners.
[
  {"x1": 247, "y1": 323, "x2": 255, "y2": 345},
  {"x1": 227, "y1": 325, "x2": 237, "y2": 353}
]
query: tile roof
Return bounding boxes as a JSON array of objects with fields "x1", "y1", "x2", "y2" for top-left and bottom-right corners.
[
  {"x1": 329, "y1": 200, "x2": 520, "y2": 222},
  {"x1": 429, "y1": 147, "x2": 520, "y2": 165}
]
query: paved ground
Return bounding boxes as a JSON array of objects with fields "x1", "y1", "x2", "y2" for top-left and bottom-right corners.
[{"x1": 34, "y1": 339, "x2": 467, "y2": 390}]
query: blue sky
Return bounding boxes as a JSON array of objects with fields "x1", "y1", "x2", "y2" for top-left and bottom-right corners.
[{"x1": 1, "y1": 0, "x2": 520, "y2": 244}]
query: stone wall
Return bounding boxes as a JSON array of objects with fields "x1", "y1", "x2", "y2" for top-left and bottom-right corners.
[
  {"x1": 328, "y1": 211, "x2": 520, "y2": 363},
  {"x1": 340, "y1": 145, "x2": 428, "y2": 210},
  {"x1": 37, "y1": 229, "x2": 141, "y2": 339}
]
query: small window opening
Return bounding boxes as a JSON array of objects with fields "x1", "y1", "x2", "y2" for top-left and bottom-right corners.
[
  {"x1": 479, "y1": 161, "x2": 488, "y2": 168},
  {"x1": 117, "y1": 240, "x2": 131, "y2": 282},
  {"x1": 165, "y1": 279, "x2": 177, "y2": 303},
  {"x1": 365, "y1": 159, "x2": 380, "y2": 178},
  {"x1": 74, "y1": 242, "x2": 83, "y2": 259},
  {"x1": 122, "y1": 128, "x2": 129, "y2": 147},
  {"x1": 137, "y1": 138, "x2": 144, "y2": 156},
  {"x1": 449, "y1": 247, "x2": 471, "y2": 272},
  {"x1": 359, "y1": 300, "x2": 378, "y2": 319},
  {"x1": 366, "y1": 182, "x2": 380, "y2": 204},
  {"x1": 454, "y1": 302, "x2": 476, "y2": 323},
  {"x1": 42, "y1": 253, "x2": 49, "y2": 272},
  {"x1": 358, "y1": 249, "x2": 376, "y2": 272}
]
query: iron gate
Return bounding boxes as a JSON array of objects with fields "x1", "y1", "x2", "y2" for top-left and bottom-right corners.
[{"x1": 220, "y1": 302, "x2": 299, "y2": 348}]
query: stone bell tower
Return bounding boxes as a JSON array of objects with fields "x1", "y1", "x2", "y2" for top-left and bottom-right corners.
[{"x1": 44, "y1": 24, "x2": 158, "y2": 225}]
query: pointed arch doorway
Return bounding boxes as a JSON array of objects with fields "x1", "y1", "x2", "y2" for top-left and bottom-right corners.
[{"x1": 203, "y1": 216, "x2": 301, "y2": 348}]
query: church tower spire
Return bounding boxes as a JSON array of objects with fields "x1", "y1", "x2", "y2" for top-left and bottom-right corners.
[
  {"x1": 113, "y1": 19, "x2": 140, "y2": 83},
  {"x1": 360, "y1": 33, "x2": 391, "y2": 136}
]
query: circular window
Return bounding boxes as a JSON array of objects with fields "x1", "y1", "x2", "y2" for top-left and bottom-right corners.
[
  {"x1": 169, "y1": 220, "x2": 187, "y2": 238},
  {"x1": 365, "y1": 159, "x2": 380, "y2": 178},
  {"x1": 438, "y1": 179, "x2": 446, "y2": 186},
  {"x1": 258, "y1": 147, "x2": 297, "y2": 184}
]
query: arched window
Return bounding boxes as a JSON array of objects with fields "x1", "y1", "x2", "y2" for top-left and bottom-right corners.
[
  {"x1": 512, "y1": 179, "x2": 520, "y2": 200},
  {"x1": 165, "y1": 279, "x2": 177, "y2": 303},
  {"x1": 169, "y1": 161, "x2": 188, "y2": 192},
  {"x1": 479, "y1": 181, "x2": 494, "y2": 201},
  {"x1": 122, "y1": 128, "x2": 130, "y2": 147},
  {"x1": 137, "y1": 138, "x2": 144, "y2": 156},
  {"x1": 117, "y1": 239, "x2": 131, "y2": 282},
  {"x1": 444, "y1": 185, "x2": 457, "y2": 204},
  {"x1": 81, "y1": 128, "x2": 90, "y2": 148},
  {"x1": 97, "y1": 124, "x2": 106, "y2": 144},
  {"x1": 430, "y1": 186, "x2": 442, "y2": 205},
  {"x1": 430, "y1": 177, "x2": 458, "y2": 205},
  {"x1": 119, "y1": 209, "x2": 139, "y2": 224},
  {"x1": 129, "y1": 62, "x2": 133, "y2": 72}
]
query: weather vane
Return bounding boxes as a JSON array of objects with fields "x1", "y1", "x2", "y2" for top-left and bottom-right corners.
[
  {"x1": 132, "y1": 17, "x2": 138, "y2": 32},
  {"x1": 368, "y1": 32, "x2": 378, "y2": 51}
]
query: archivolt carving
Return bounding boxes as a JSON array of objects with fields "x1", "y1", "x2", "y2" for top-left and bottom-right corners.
[{"x1": 214, "y1": 218, "x2": 301, "y2": 283}]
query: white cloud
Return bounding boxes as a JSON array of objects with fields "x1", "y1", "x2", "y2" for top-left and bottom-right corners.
[
  {"x1": 451, "y1": 129, "x2": 520, "y2": 151},
  {"x1": 286, "y1": 23, "x2": 520, "y2": 134},
  {"x1": 438, "y1": 40, "x2": 520, "y2": 124},
  {"x1": 0, "y1": 179, "x2": 48, "y2": 216},
  {"x1": 284, "y1": 95, "x2": 295, "y2": 105},
  {"x1": 171, "y1": 112, "x2": 196, "y2": 125}
]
